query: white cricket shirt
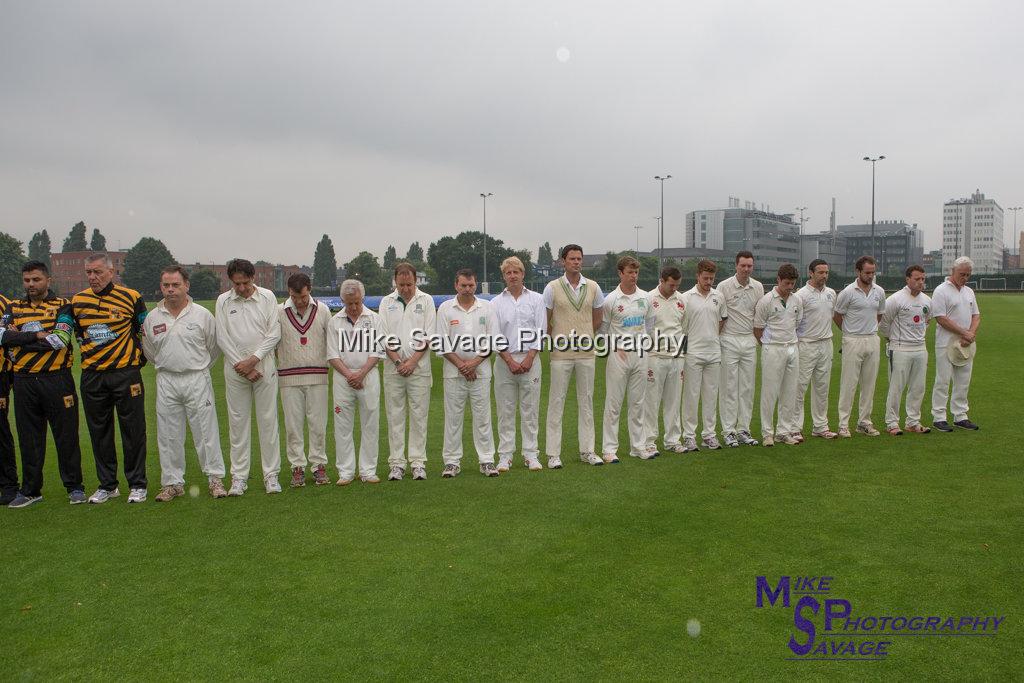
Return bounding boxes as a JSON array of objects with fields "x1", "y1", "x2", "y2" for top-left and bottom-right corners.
[
  {"x1": 492, "y1": 287, "x2": 546, "y2": 355},
  {"x1": 142, "y1": 298, "x2": 219, "y2": 373},
  {"x1": 327, "y1": 307, "x2": 385, "y2": 370},
  {"x1": 754, "y1": 288, "x2": 804, "y2": 345},
  {"x1": 930, "y1": 279, "x2": 980, "y2": 349},
  {"x1": 835, "y1": 280, "x2": 886, "y2": 335},
  {"x1": 435, "y1": 296, "x2": 500, "y2": 379},
  {"x1": 717, "y1": 275, "x2": 764, "y2": 336},
  {"x1": 378, "y1": 288, "x2": 436, "y2": 376},
  {"x1": 215, "y1": 285, "x2": 281, "y2": 370},
  {"x1": 795, "y1": 283, "x2": 837, "y2": 342},
  {"x1": 880, "y1": 287, "x2": 931, "y2": 349},
  {"x1": 648, "y1": 286, "x2": 687, "y2": 358},
  {"x1": 680, "y1": 286, "x2": 728, "y2": 355}
]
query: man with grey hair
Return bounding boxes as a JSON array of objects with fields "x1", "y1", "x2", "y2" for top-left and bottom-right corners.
[
  {"x1": 70, "y1": 252, "x2": 150, "y2": 504},
  {"x1": 327, "y1": 279, "x2": 384, "y2": 484},
  {"x1": 930, "y1": 256, "x2": 981, "y2": 432}
]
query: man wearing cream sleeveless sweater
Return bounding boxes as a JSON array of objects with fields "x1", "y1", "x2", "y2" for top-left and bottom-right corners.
[
  {"x1": 542, "y1": 244, "x2": 605, "y2": 469},
  {"x1": 277, "y1": 273, "x2": 331, "y2": 487}
]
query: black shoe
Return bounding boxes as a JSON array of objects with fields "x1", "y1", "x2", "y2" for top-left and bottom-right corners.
[
  {"x1": 954, "y1": 419, "x2": 979, "y2": 431},
  {"x1": 933, "y1": 421, "x2": 954, "y2": 432},
  {"x1": 0, "y1": 490, "x2": 18, "y2": 506}
]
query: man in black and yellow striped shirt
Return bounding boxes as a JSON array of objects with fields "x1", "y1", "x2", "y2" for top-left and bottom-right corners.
[
  {"x1": 70, "y1": 253, "x2": 149, "y2": 504},
  {"x1": 1, "y1": 261, "x2": 85, "y2": 508},
  {"x1": 0, "y1": 293, "x2": 19, "y2": 505}
]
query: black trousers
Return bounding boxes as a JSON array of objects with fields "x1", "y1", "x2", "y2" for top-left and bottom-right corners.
[
  {"x1": 12, "y1": 370, "x2": 84, "y2": 497},
  {"x1": 0, "y1": 371, "x2": 18, "y2": 495},
  {"x1": 81, "y1": 367, "x2": 147, "y2": 491}
]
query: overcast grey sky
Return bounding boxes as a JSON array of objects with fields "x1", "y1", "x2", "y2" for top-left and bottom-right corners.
[{"x1": 2, "y1": 0, "x2": 1021, "y2": 266}]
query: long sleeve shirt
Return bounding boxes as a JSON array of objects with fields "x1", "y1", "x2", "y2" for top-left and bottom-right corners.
[
  {"x1": 215, "y1": 286, "x2": 281, "y2": 371},
  {"x1": 142, "y1": 298, "x2": 219, "y2": 372}
]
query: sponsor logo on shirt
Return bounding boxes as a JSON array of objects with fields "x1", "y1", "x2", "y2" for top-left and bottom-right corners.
[
  {"x1": 63, "y1": 395, "x2": 75, "y2": 408},
  {"x1": 152, "y1": 323, "x2": 167, "y2": 335},
  {"x1": 130, "y1": 383, "x2": 142, "y2": 397},
  {"x1": 86, "y1": 324, "x2": 117, "y2": 345}
]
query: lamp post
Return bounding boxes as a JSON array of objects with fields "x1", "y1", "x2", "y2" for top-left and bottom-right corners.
[
  {"x1": 795, "y1": 206, "x2": 807, "y2": 237},
  {"x1": 633, "y1": 225, "x2": 643, "y2": 253},
  {"x1": 480, "y1": 192, "x2": 493, "y2": 293},
  {"x1": 654, "y1": 175, "x2": 672, "y2": 269},
  {"x1": 863, "y1": 155, "x2": 885, "y2": 258},
  {"x1": 1009, "y1": 206, "x2": 1022, "y2": 269}
]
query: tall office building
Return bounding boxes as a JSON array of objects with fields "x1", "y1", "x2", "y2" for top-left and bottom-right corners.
[
  {"x1": 686, "y1": 199, "x2": 800, "y2": 274},
  {"x1": 942, "y1": 190, "x2": 1004, "y2": 274}
]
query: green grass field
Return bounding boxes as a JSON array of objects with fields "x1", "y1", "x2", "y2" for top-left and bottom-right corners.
[{"x1": 2, "y1": 294, "x2": 1021, "y2": 680}]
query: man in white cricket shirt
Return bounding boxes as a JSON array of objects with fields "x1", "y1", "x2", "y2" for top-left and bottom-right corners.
[
  {"x1": 600, "y1": 255, "x2": 656, "y2": 463},
  {"x1": 679, "y1": 260, "x2": 728, "y2": 452},
  {"x1": 142, "y1": 266, "x2": 227, "y2": 501},
  {"x1": 643, "y1": 266, "x2": 686, "y2": 455},
  {"x1": 379, "y1": 262, "x2": 435, "y2": 481},
  {"x1": 215, "y1": 258, "x2": 282, "y2": 496},
  {"x1": 277, "y1": 273, "x2": 331, "y2": 487},
  {"x1": 327, "y1": 280, "x2": 384, "y2": 485},
  {"x1": 543, "y1": 244, "x2": 605, "y2": 468},
  {"x1": 437, "y1": 269, "x2": 501, "y2": 478},
  {"x1": 794, "y1": 259, "x2": 838, "y2": 440},
  {"x1": 880, "y1": 265, "x2": 932, "y2": 436},
  {"x1": 717, "y1": 250, "x2": 764, "y2": 447},
  {"x1": 492, "y1": 257, "x2": 546, "y2": 472},
  {"x1": 754, "y1": 264, "x2": 804, "y2": 447},
  {"x1": 930, "y1": 257, "x2": 981, "y2": 432},
  {"x1": 833, "y1": 255, "x2": 886, "y2": 438}
]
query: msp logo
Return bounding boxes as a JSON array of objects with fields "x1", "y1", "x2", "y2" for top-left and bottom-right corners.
[{"x1": 756, "y1": 575, "x2": 1005, "y2": 661}]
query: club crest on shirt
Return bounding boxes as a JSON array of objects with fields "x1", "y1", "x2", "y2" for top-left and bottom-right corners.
[
  {"x1": 152, "y1": 323, "x2": 167, "y2": 335},
  {"x1": 478, "y1": 316, "x2": 486, "y2": 326},
  {"x1": 63, "y1": 395, "x2": 75, "y2": 408},
  {"x1": 0, "y1": 398, "x2": 6, "y2": 410},
  {"x1": 130, "y1": 383, "x2": 142, "y2": 397},
  {"x1": 415, "y1": 304, "x2": 423, "y2": 312},
  {"x1": 653, "y1": 301, "x2": 660, "y2": 308}
]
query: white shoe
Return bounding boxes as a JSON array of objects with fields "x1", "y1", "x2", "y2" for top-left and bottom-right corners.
[
  {"x1": 631, "y1": 449, "x2": 657, "y2": 460},
  {"x1": 525, "y1": 458, "x2": 543, "y2": 471},
  {"x1": 602, "y1": 453, "x2": 620, "y2": 464},
  {"x1": 763, "y1": 435, "x2": 775, "y2": 447},
  {"x1": 88, "y1": 488, "x2": 120, "y2": 504},
  {"x1": 779, "y1": 433, "x2": 801, "y2": 445},
  {"x1": 412, "y1": 466, "x2": 427, "y2": 480},
  {"x1": 228, "y1": 479, "x2": 247, "y2": 496},
  {"x1": 701, "y1": 435, "x2": 722, "y2": 450},
  {"x1": 127, "y1": 488, "x2": 147, "y2": 504},
  {"x1": 736, "y1": 430, "x2": 760, "y2": 446},
  {"x1": 580, "y1": 452, "x2": 604, "y2": 466},
  {"x1": 547, "y1": 456, "x2": 563, "y2": 470},
  {"x1": 387, "y1": 466, "x2": 405, "y2": 481},
  {"x1": 723, "y1": 433, "x2": 739, "y2": 448},
  {"x1": 479, "y1": 462, "x2": 500, "y2": 477},
  {"x1": 265, "y1": 476, "x2": 282, "y2": 494},
  {"x1": 681, "y1": 437, "x2": 699, "y2": 453},
  {"x1": 496, "y1": 456, "x2": 512, "y2": 473},
  {"x1": 667, "y1": 443, "x2": 687, "y2": 454}
]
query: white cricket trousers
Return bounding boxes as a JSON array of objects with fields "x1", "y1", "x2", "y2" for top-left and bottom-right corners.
[
  {"x1": 493, "y1": 354, "x2": 542, "y2": 462},
  {"x1": 546, "y1": 358, "x2": 596, "y2": 457},
  {"x1": 442, "y1": 372, "x2": 495, "y2": 466},
  {"x1": 333, "y1": 370, "x2": 380, "y2": 480},
  {"x1": 931, "y1": 344, "x2": 974, "y2": 423},
  {"x1": 644, "y1": 356, "x2": 684, "y2": 449},
  {"x1": 796, "y1": 339, "x2": 834, "y2": 434},
  {"x1": 838, "y1": 335, "x2": 880, "y2": 429},
  {"x1": 280, "y1": 384, "x2": 328, "y2": 469},
  {"x1": 683, "y1": 352, "x2": 720, "y2": 440},
  {"x1": 224, "y1": 364, "x2": 281, "y2": 481},
  {"x1": 156, "y1": 370, "x2": 225, "y2": 487},
  {"x1": 719, "y1": 334, "x2": 758, "y2": 435},
  {"x1": 382, "y1": 369, "x2": 432, "y2": 469},
  {"x1": 760, "y1": 343, "x2": 800, "y2": 438},
  {"x1": 602, "y1": 351, "x2": 648, "y2": 457},
  {"x1": 885, "y1": 347, "x2": 928, "y2": 429}
]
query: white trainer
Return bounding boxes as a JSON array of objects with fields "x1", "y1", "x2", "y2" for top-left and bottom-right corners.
[
  {"x1": 525, "y1": 458, "x2": 543, "y2": 471},
  {"x1": 547, "y1": 456, "x2": 563, "y2": 470},
  {"x1": 580, "y1": 452, "x2": 604, "y2": 466},
  {"x1": 127, "y1": 488, "x2": 147, "y2": 504},
  {"x1": 265, "y1": 476, "x2": 282, "y2": 494},
  {"x1": 681, "y1": 437, "x2": 699, "y2": 453},
  {"x1": 228, "y1": 479, "x2": 247, "y2": 496},
  {"x1": 88, "y1": 488, "x2": 120, "y2": 504},
  {"x1": 496, "y1": 456, "x2": 512, "y2": 473}
]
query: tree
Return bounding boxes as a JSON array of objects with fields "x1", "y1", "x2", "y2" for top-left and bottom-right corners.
[
  {"x1": 406, "y1": 241, "x2": 424, "y2": 264},
  {"x1": 62, "y1": 221, "x2": 88, "y2": 252},
  {"x1": 383, "y1": 245, "x2": 397, "y2": 270},
  {"x1": 344, "y1": 251, "x2": 390, "y2": 295},
  {"x1": 90, "y1": 228, "x2": 107, "y2": 251},
  {"x1": 426, "y1": 231, "x2": 532, "y2": 291},
  {"x1": 0, "y1": 232, "x2": 27, "y2": 297},
  {"x1": 538, "y1": 241, "x2": 553, "y2": 267},
  {"x1": 123, "y1": 237, "x2": 176, "y2": 299},
  {"x1": 27, "y1": 229, "x2": 52, "y2": 269},
  {"x1": 312, "y1": 234, "x2": 337, "y2": 289},
  {"x1": 189, "y1": 269, "x2": 221, "y2": 300}
]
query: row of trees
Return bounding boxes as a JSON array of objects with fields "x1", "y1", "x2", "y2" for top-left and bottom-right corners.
[{"x1": 23, "y1": 222, "x2": 109, "y2": 272}]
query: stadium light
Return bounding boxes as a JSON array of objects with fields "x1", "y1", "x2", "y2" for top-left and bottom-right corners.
[
  {"x1": 863, "y1": 156, "x2": 885, "y2": 257},
  {"x1": 654, "y1": 175, "x2": 672, "y2": 268}
]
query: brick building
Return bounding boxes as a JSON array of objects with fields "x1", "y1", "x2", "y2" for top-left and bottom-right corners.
[{"x1": 50, "y1": 250, "x2": 127, "y2": 297}]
